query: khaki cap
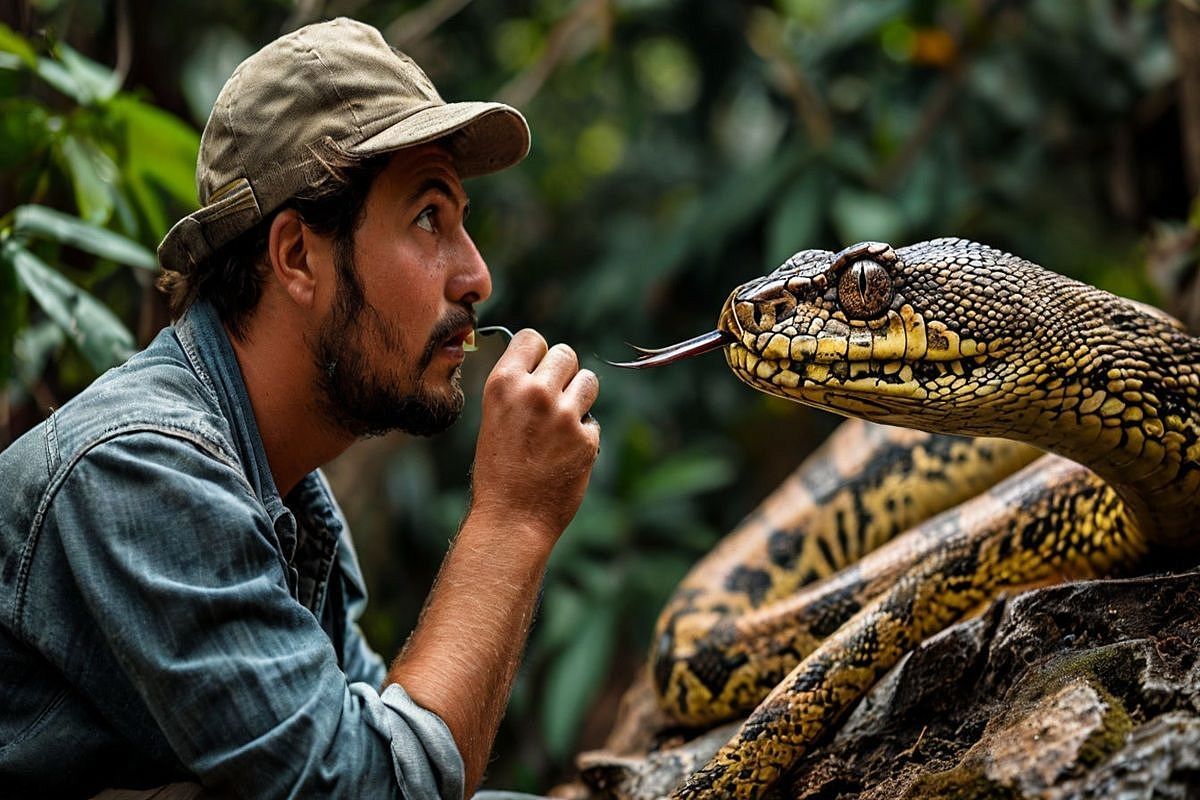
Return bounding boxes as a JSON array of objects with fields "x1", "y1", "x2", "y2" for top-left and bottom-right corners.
[{"x1": 158, "y1": 17, "x2": 530, "y2": 269}]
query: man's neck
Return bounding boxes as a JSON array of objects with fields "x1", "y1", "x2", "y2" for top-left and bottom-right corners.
[{"x1": 226, "y1": 319, "x2": 353, "y2": 497}]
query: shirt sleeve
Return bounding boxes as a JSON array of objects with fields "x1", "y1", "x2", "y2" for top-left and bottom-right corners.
[{"x1": 45, "y1": 431, "x2": 464, "y2": 800}]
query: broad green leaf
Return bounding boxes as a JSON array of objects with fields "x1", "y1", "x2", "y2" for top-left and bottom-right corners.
[
  {"x1": 2, "y1": 240, "x2": 135, "y2": 372},
  {"x1": 56, "y1": 42, "x2": 120, "y2": 104},
  {"x1": 111, "y1": 95, "x2": 200, "y2": 198},
  {"x1": 540, "y1": 605, "x2": 617, "y2": 758},
  {"x1": 58, "y1": 134, "x2": 116, "y2": 224},
  {"x1": 633, "y1": 451, "x2": 736, "y2": 505},
  {"x1": 125, "y1": 172, "x2": 167, "y2": 242},
  {"x1": 0, "y1": 99, "x2": 50, "y2": 172},
  {"x1": 627, "y1": 553, "x2": 694, "y2": 605},
  {"x1": 34, "y1": 57, "x2": 84, "y2": 102},
  {"x1": 109, "y1": 96, "x2": 200, "y2": 223},
  {"x1": 561, "y1": 493, "x2": 626, "y2": 550},
  {"x1": 13, "y1": 320, "x2": 65, "y2": 390},
  {"x1": 0, "y1": 23, "x2": 37, "y2": 67},
  {"x1": 538, "y1": 584, "x2": 587, "y2": 652},
  {"x1": 12, "y1": 205, "x2": 156, "y2": 270}
]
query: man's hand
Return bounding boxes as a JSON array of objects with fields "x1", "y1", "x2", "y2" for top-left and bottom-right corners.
[
  {"x1": 469, "y1": 328, "x2": 601, "y2": 540},
  {"x1": 389, "y1": 329, "x2": 599, "y2": 793}
]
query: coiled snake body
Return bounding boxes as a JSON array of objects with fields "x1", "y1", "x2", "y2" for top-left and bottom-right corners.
[{"x1": 618, "y1": 238, "x2": 1200, "y2": 798}]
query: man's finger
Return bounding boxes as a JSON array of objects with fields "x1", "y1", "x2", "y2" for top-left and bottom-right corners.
[
  {"x1": 533, "y1": 343, "x2": 580, "y2": 389},
  {"x1": 564, "y1": 368, "x2": 600, "y2": 416},
  {"x1": 499, "y1": 328, "x2": 548, "y2": 373}
]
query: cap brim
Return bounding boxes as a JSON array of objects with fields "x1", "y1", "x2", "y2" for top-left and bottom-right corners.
[{"x1": 352, "y1": 101, "x2": 530, "y2": 178}]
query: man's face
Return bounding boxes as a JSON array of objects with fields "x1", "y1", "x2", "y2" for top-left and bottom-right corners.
[{"x1": 311, "y1": 145, "x2": 491, "y2": 438}]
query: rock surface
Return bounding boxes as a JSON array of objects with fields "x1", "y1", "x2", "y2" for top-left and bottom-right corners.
[{"x1": 570, "y1": 570, "x2": 1200, "y2": 799}]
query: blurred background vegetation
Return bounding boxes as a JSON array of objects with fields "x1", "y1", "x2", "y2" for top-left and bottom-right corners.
[{"x1": 2, "y1": 0, "x2": 1199, "y2": 792}]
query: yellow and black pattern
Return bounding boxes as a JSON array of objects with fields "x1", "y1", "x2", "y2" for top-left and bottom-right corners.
[
  {"x1": 652, "y1": 420, "x2": 1039, "y2": 725},
  {"x1": 673, "y1": 457, "x2": 1146, "y2": 799},
  {"x1": 651, "y1": 239, "x2": 1199, "y2": 798}
]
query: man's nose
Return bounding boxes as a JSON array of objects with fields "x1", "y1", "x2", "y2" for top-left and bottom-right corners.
[{"x1": 449, "y1": 232, "x2": 492, "y2": 305}]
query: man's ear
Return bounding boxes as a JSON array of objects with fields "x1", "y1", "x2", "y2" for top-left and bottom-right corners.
[{"x1": 266, "y1": 208, "x2": 327, "y2": 309}]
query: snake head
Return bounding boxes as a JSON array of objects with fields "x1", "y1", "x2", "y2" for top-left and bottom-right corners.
[
  {"x1": 730, "y1": 241, "x2": 898, "y2": 335},
  {"x1": 720, "y1": 239, "x2": 1014, "y2": 427},
  {"x1": 604, "y1": 244, "x2": 901, "y2": 370}
]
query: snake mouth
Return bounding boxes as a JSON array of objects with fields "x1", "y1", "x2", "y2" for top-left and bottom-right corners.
[
  {"x1": 723, "y1": 339, "x2": 1002, "y2": 427},
  {"x1": 606, "y1": 329, "x2": 739, "y2": 368}
]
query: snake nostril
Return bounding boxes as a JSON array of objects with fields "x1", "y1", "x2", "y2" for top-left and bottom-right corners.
[
  {"x1": 772, "y1": 294, "x2": 797, "y2": 321},
  {"x1": 736, "y1": 301, "x2": 761, "y2": 333},
  {"x1": 737, "y1": 284, "x2": 798, "y2": 334}
]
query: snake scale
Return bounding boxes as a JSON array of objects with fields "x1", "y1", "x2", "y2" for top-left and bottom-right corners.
[{"x1": 613, "y1": 238, "x2": 1200, "y2": 798}]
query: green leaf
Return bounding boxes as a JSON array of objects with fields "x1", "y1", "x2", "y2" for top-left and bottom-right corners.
[
  {"x1": 0, "y1": 99, "x2": 50, "y2": 174},
  {"x1": 538, "y1": 584, "x2": 587, "y2": 652},
  {"x1": 633, "y1": 451, "x2": 737, "y2": 505},
  {"x1": 32, "y1": 42, "x2": 120, "y2": 105},
  {"x1": 56, "y1": 42, "x2": 120, "y2": 104},
  {"x1": 108, "y1": 95, "x2": 200, "y2": 235},
  {"x1": 13, "y1": 320, "x2": 65, "y2": 390},
  {"x1": 33, "y1": 57, "x2": 84, "y2": 102},
  {"x1": 0, "y1": 23, "x2": 37, "y2": 67},
  {"x1": 12, "y1": 205, "x2": 156, "y2": 270},
  {"x1": 540, "y1": 605, "x2": 618, "y2": 759},
  {"x1": 58, "y1": 134, "x2": 116, "y2": 224},
  {"x1": 2, "y1": 239, "x2": 135, "y2": 372},
  {"x1": 562, "y1": 493, "x2": 627, "y2": 551}
]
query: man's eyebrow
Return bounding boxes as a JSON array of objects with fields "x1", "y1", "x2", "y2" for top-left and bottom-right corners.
[{"x1": 408, "y1": 177, "x2": 467, "y2": 209}]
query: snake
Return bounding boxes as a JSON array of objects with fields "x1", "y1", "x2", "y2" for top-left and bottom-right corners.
[{"x1": 609, "y1": 238, "x2": 1200, "y2": 798}]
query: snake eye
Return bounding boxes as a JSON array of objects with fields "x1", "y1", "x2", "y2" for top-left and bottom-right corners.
[{"x1": 837, "y1": 260, "x2": 893, "y2": 319}]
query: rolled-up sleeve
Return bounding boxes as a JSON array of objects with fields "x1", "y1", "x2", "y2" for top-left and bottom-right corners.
[{"x1": 44, "y1": 431, "x2": 464, "y2": 799}]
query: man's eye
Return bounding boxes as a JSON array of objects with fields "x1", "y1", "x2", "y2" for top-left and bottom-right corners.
[{"x1": 416, "y1": 206, "x2": 436, "y2": 233}]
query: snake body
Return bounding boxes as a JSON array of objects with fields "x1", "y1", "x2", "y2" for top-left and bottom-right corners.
[
  {"x1": 647, "y1": 238, "x2": 1200, "y2": 798},
  {"x1": 652, "y1": 422, "x2": 1040, "y2": 726}
]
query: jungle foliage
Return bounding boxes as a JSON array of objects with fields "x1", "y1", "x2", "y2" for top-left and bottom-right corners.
[{"x1": 2, "y1": 0, "x2": 1197, "y2": 792}]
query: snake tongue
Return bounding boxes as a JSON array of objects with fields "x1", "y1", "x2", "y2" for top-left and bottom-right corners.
[{"x1": 605, "y1": 330, "x2": 737, "y2": 368}]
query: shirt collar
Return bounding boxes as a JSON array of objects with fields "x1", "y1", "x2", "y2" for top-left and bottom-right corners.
[{"x1": 173, "y1": 299, "x2": 287, "y2": 522}]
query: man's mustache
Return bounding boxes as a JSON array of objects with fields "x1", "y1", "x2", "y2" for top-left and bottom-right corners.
[{"x1": 419, "y1": 305, "x2": 477, "y2": 370}]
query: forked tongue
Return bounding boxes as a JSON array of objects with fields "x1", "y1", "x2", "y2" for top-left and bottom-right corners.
[{"x1": 605, "y1": 330, "x2": 736, "y2": 369}]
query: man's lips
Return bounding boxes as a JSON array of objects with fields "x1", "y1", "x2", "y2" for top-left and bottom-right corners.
[
  {"x1": 434, "y1": 326, "x2": 475, "y2": 362},
  {"x1": 419, "y1": 308, "x2": 477, "y2": 369},
  {"x1": 441, "y1": 325, "x2": 474, "y2": 349}
]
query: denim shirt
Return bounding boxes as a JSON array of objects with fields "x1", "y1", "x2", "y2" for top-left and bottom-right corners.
[{"x1": 0, "y1": 300, "x2": 464, "y2": 799}]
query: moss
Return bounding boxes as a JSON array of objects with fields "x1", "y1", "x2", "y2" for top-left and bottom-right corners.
[
  {"x1": 902, "y1": 764, "x2": 1021, "y2": 800},
  {"x1": 1010, "y1": 643, "x2": 1136, "y2": 709},
  {"x1": 986, "y1": 641, "x2": 1138, "y2": 736},
  {"x1": 898, "y1": 643, "x2": 1137, "y2": 799},
  {"x1": 1076, "y1": 681, "x2": 1133, "y2": 768}
]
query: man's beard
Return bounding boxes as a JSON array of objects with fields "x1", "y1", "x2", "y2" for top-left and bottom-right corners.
[{"x1": 312, "y1": 236, "x2": 472, "y2": 439}]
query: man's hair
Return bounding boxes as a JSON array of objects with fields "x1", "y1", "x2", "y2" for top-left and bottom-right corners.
[{"x1": 157, "y1": 140, "x2": 390, "y2": 338}]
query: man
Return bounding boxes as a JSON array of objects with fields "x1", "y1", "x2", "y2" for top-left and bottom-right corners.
[{"x1": 0, "y1": 17, "x2": 600, "y2": 800}]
